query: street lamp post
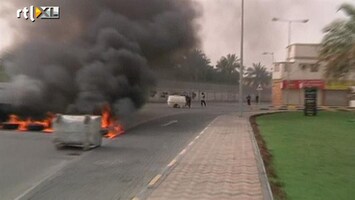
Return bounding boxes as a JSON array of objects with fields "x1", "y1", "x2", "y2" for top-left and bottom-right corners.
[
  {"x1": 272, "y1": 18, "x2": 309, "y2": 46},
  {"x1": 272, "y1": 17, "x2": 308, "y2": 105},
  {"x1": 239, "y1": 0, "x2": 244, "y2": 117}
]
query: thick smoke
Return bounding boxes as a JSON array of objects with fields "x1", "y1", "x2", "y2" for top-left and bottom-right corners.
[{"x1": 2, "y1": 0, "x2": 200, "y2": 117}]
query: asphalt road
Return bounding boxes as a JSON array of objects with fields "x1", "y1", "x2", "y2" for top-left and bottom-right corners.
[
  {"x1": 0, "y1": 102, "x2": 241, "y2": 200},
  {"x1": 0, "y1": 132, "x2": 76, "y2": 200}
]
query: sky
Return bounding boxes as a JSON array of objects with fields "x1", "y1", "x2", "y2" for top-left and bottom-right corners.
[
  {"x1": 196, "y1": 0, "x2": 353, "y2": 69},
  {"x1": 0, "y1": 0, "x2": 353, "y2": 70}
]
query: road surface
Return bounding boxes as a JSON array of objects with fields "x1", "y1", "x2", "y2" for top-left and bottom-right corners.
[{"x1": 0, "y1": 102, "x2": 245, "y2": 200}]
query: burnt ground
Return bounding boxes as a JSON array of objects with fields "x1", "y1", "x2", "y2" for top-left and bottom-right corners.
[{"x1": 249, "y1": 114, "x2": 287, "y2": 200}]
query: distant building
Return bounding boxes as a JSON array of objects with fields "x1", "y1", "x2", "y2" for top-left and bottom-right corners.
[{"x1": 272, "y1": 43, "x2": 355, "y2": 106}]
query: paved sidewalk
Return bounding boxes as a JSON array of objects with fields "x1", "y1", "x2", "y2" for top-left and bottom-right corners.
[{"x1": 145, "y1": 114, "x2": 270, "y2": 200}]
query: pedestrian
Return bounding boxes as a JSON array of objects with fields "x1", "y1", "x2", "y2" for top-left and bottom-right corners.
[
  {"x1": 246, "y1": 95, "x2": 251, "y2": 106},
  {"x1": 185, "y1": 95, "x2": 191, "y2": 108},
  {"x1": 255, "y1": 95, "x2": 259, "y2": 104},
  {"x1": 201, "y1": 92, "x2": 206, "y2": 107}
]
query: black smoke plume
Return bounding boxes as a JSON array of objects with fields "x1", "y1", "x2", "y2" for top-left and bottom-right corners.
[{"x1": 2, "y1": 0, "x2": 200, "y2": 117}]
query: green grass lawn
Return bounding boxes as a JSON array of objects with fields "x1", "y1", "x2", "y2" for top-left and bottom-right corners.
[{"x1": 257, "y1": 111, "x2": 355, "y2": 200}]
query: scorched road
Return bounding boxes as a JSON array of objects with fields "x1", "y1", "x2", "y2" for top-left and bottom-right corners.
[{"x1": 0, "y1": 103, "x2": 239, "y2": 200}]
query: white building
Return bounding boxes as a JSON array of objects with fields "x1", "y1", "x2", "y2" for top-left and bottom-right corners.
[{"x1": 272, "y1": 43, "x2": 355, "y2": 106}]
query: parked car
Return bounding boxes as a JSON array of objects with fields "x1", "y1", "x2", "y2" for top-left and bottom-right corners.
[{"x1": 167, "y1": 95, "x2": 187, "y2": 108}]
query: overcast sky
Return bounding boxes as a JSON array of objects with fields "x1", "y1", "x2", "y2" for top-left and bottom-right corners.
[
  {"x1": 0, "y1": 0, "x2": 353, "y2": 70},
  {"x1": 196, "y1": 0, "x2": 353, "y2": 69}
]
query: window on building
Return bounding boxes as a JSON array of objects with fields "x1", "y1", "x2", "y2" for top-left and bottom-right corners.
[
  {"x1": 274, "y1": 65, "x2": 280, "y2": 72},
  {"x1": 284, "y1": 64, "x2": 291, "y2": 72},
  {"x1": 310, "y1": 64, "x2": 319, "y2": 72},
  {"x1": 299, "y1": 63, "x2": 307, "y2": 70}
]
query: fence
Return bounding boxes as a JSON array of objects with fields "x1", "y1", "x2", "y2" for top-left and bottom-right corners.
[{"x1": 149, "y1": 80, "x2": 271, "y2": 103}]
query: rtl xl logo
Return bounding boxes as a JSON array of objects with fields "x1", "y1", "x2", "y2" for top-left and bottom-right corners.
[{"x1": 17, "y1": 6, "x2": 60, "y2": 22}]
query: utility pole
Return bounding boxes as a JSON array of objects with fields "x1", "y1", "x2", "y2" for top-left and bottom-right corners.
[
  {"x1": 239, "y1": 0, "x2": 244, "y2": 117},
  {"x1": 272, "y1": 17, "x2": 308, "y2": 105}
]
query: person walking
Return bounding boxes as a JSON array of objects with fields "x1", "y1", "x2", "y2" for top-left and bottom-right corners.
[
  {"x1": 185, "y1": 95, "x2": 191, "y2": 108},
  {"x1": 201, "y1": 92, "x2": 207, "y2": 107},
  {"x1": 246, "y1": 95, "x2": 251, "y2": 106}
]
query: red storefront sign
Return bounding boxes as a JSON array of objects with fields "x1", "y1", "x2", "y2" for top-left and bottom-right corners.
[{"x1": 281, "y1": 80, "x2": 325, "y2": 89}]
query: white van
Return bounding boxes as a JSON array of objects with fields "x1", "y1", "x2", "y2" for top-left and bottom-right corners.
[{"x1": 167, "y1": 95, "x2": 186, "y2": 108}]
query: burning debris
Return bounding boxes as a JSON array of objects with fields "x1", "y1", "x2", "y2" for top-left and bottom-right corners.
[
  {"x1": 1, "y1": 113, "x2": 54, "y2": 132},
  {"x1": 1, "y1": 106, "x2": 124, "y2": 140},
  {"x1": 101, "y1": 104, "x2": 125, "y2": 139}
]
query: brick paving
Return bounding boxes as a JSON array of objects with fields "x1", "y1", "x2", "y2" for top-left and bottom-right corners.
[{"x1": 147, "y1": 114, "x2": 265, "y2": 200}]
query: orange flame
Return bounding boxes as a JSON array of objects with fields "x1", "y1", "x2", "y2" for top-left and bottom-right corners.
[
  {"x1": 3, "y1": 113, "x2": 54, "y2": 133},
  {"x1": 101, "y1": 104, "x2": 125, "y2": 139},
  {"x1": 42, "y1": 112, "x2": 55, "y2": 133},
  {"x1": 2, "y1": 106, "x2": 124, "y2": 138}
]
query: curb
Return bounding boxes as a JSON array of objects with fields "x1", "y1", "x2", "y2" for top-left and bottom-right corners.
[
  {"x1": 259, "y1": 106, "x2": 355, "y2": 112},
  {"x1": 131, "y1": 116, "x2": 219, "y2": 200},
  {"x1": 248, "y1": 112, "x2": 277, "y2": 200}
]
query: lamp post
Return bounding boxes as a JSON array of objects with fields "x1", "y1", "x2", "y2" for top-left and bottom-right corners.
[
  {"x1": 272, "y1": 18, "x2": 309, "y2": 46},
  {"x1": 272, "y1": 17, "x2": 308, "y2": 105},
  {"x1": 239, "y1": 0, "x2": 244, "y2": 117}
]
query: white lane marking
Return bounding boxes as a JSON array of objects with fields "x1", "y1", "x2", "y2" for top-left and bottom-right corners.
[
  {"x1": 161, "y1": 120, "x2": 178, "y2": 127},
  {"x1": 179, "y1": 149, "x2": 187, "y2": 155},
  {"x1": 14, "y1": 160, "x2": 69, "y2": 200},
  {"x1": 148, "y1": 174, "x2": 162, "y2": 187},
  {"x1": 167, "y1": 159, "x2": 177, "y2": 167},
  {"x1": 135, "y1": 116, "x2": 220, "y2": 199},
  {"x1": 188, "y1": 141, "x2": 194, "y2": 146}
]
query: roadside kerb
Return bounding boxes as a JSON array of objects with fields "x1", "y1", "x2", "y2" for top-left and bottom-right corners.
[
  {"x1": 246, "y1": 111, "x2": 281, "y2": 200},
  {"x1": 132, "y1": 116, "x2": 219, "y2": 200},
  {"x1": 138, "y1": 112, "x2": 273, "y2": 200}
]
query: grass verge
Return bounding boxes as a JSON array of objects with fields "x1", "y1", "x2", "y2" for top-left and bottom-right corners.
[{"x1": 251, "y1": 111, "x2": 355, "y2": 200}]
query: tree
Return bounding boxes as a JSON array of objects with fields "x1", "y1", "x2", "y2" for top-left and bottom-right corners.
[
  {"x1": 176, "y1": 49, "x2": 213, "y2": 82},
  {"x1": 215, "y1": 54, "x2": 240, "y2": 84},
  {"x1": 244, "y1": 63, "x2": 271, "y2": 89},
  {"x1": 216, "y1": 54, "x2": 240, "y2": 74},
  {"x1": 319, "y1": 3, "x2": 355, "y2": 79}
]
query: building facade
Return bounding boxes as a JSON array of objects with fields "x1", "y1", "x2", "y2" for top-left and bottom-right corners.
[{"x1": 272, "y1": 43, "x2": 355, "y2": 106}]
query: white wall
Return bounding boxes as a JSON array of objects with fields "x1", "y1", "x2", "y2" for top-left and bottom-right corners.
[
  {"x1": 288, "y1": 44, "x2": 320, "y2": 60},
  {"x1": 286, "y1": 60, "x2": 325, "y2": 80},
  {"x1": 273, "y1": 44, "x2": 325, "y2": 81},
  {"x1": 272, "y1": 63, "x2": 284, "y2": 80}
]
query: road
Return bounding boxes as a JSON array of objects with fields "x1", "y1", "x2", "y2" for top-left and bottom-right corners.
[{"x1": 0, "y1": 102, "x2": 243, "y2": 200}]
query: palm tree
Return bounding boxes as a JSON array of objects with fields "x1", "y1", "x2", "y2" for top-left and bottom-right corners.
[
  {"x1": 319, "y1": 3, "x2": 355, "y2": 79},
  {"x1": 178, "y1": 49, "x2": 212, "y2": 82},
  {"x1": 215, "y1": 54, "x2": 240, "y2": 84},
  {"x1": 244, "y1": 63, "x2": 271, "y2": 89},
  {"x1": 216, "y1": 54, "x2": 240, "y2": 74}
]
